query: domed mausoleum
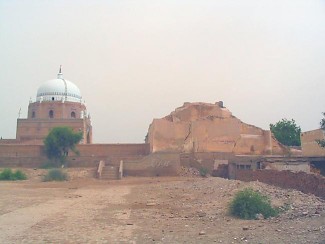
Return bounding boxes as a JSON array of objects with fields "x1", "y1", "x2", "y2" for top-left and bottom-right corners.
[
  {"x1": 36, "y1": 68, "x2": 82, "y2": 103},
  {"x1": 16, "y1": 67, "x2": 92, "y2": 144}
]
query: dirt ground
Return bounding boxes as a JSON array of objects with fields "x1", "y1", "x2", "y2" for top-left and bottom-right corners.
[{"x1": 0, "y1": 168, "x2": 324, "y2": 244}]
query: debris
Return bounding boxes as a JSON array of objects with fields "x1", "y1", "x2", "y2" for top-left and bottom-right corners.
[
  {"x1": 198, "y1": 212, "x2": 207, "y2": 217},
  {"x1": 255, "y1": 213, "x2": 264, "y2": 220},
  {"x1": 146, "y1": 202, "x2": 157, "y2": 206}
]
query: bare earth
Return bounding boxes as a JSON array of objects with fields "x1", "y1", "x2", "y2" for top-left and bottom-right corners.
[{"x1": 0, "y1": 168, "x2": 324, "y2": 244}]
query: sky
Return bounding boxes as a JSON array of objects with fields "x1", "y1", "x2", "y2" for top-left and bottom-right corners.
[{"x1": 0, "y1": 0, "x2": 324, "y2": 143}]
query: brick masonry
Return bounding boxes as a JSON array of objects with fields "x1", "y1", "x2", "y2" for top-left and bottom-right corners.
[
  {"x1": 235, "y1": 169, "x2": 325, "y2": 199},
  {"x1": 301, "y1": 129, "x2": 325, "y2": 156},
  {"x1": 0, "y1": 143, "x2": 150, "y2": 168}
]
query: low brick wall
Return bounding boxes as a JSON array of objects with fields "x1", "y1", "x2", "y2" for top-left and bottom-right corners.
[
  {"x1": 0, "y1": 156, "x2": 46, "y2": 168},
  {"x1": 211, "y1": 164, "x2": 228, "y2": 178},
  {"x1": 124, "y1": 153, "x2": 181, "y2": 177},
  {"x1": 0, "y1": 145, "x2": 44, "y2": 157},
  {"x1": 0, "y1": 143, "x2": 150, "y2": 168},
  {"x1": 235, "y1": 169, "x2": 325, "y2": 199},
  {"x1": 77, "y1": 144, "x2": 150, "y2": 157},
  {"x1": 180, "y1": 152, "x2": 235, "y2": 172}
]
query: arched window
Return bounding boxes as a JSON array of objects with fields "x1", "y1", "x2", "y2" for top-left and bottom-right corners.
[
  {"x1": 49, "y1": 110, "x2": 54, "y2": 118},
  {"x1": 52, "y1": 97, "x2": 55, "y2": 101},
  {"x1": 71, "y1": 111, "x2": 76, "y2": 118},
  {"x1": 32, "y1": 111, "x2": 36, "y2": 118}
]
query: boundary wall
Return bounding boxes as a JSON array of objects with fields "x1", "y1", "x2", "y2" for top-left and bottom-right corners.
[
  {"x1": 0, "y1": 143, "x2": 150, "y2": 168},
  {"x1": 234, "y1": 169, "x2": 325, "y2": 199}
]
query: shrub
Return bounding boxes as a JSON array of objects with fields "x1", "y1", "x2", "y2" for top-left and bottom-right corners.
[
  {"x1": 13, "y1": 170, "x2": 27, "y2": 180},
  {"x1": 229, "y1": 188, "x2": 278, "y2": 219},
  {"x1": 0, "y1": 168, "x2": 13, "y2": 180},
  {"x1": 43, "y1": 169, "x2": 68, "y2": 182},
  {"x1": 199, "y1": 167, "x2": 209, "y2": 177},
  {"x1": 0, "y1": 168, "x2": 27, "y2": 181}
]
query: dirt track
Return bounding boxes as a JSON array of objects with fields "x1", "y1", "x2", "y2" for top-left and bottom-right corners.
[{"x1": 0, "y1": 168, "x2": 324, "y2": 243}]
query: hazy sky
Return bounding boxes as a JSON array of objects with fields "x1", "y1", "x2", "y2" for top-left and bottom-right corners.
[{"x1": 0, "y1": 0, "x2": 324, "y2": 143}]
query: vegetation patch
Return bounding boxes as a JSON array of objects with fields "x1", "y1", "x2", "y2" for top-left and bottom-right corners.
[
  {"x1": 43, "y1": 169, "x2": 68, "y2": 182},
  {"x1": 199, "y1": 167, "x2": 209, "y2": 177},
  {"x1": 270, "y1": 118, "x2": 301, "y2": 146},
  {"x1": 44, "y1": 126, "x2": 82, "y2": 166},
  {"x1": 229, "y1": 188, "x2": 278, "y2": 220},
  {"x1": 0, "y1": 168, "x2": 27, "y2": 181}
]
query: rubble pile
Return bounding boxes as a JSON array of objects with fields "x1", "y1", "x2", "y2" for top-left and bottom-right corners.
[
  {"x1": 129, "y1": 176, "x2": 325, "y2": 243},
  {"x1": 178, "y1": 167, "x2": 201, "y2": 177}
]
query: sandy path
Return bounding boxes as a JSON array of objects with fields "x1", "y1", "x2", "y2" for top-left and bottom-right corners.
[
  {"x1": 0, "y1": 183, "x2": 133, "y2": 243},
  {"x1": 0, "y1": 174, "x2": 324, "y2": 243},
  {"x1": 0, "y1": 197, "x2": 74, "y2": 241}
]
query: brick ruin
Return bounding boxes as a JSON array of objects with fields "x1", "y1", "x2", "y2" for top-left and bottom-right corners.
[
  {"x1": 146, "y1": 102, "x2": 286, "y2": 155},
  {"x1": 301, "y1": 129, "x2": 325, "y2": 157},
  {"x1": 234, "y1": 169, "x2": 325, "y2": 199},
  {"x1": 0, "y1": 68, "x2": 324, "y2": 197},
  {"x1": 0, "y1": 100, "x2": 289, "y2": 170}
]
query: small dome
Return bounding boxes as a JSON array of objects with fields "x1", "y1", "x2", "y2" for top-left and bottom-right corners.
[{"x1": 36, "y1": 68, "x2": 82, "y2": 103}]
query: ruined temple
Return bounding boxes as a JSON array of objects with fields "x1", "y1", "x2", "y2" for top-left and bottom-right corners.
[
  {"x1": 0, "y1": 68, "x2": 318, "y2": 177},
  {"x1": 147, "y1": 101, "x2": 286, "y2": 155}
]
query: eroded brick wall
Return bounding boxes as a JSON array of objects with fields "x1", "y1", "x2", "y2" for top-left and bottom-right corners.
[
  {"x1": 301, "y1": 129, "x2": 325, "y2": 156},
  {"x1": 235, "y1": 169, "x2": 325, "y2": 199},
  {"x1": 0, "y1": 145, "x2": 44, "y2": 157},
  {"x1": 77, "y1": 144, "x2": 150, "y2": 156},
  {"x1": 0, "y1": 157, "x2": 46, "y2": 168},
  {"x1": 0, "y1": 143, "x2": 150, "y2": 167},
  {"x1": 180, "y1": 152, "x2": 235, "y2": 171}
]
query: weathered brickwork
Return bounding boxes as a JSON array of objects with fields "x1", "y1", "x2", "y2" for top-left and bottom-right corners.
[
  {"x1": 235, "y1": 169, "x2": 325, "y2": 199},
  {"x1": 301, "y1": 129, "x2": 325, "y2": 156},
  {"x1": 147, "y1": 102, "x2": 286, "y2": 155},
  {"x1": 0, "y1": 143, "x2": 150, "y2": 168}
]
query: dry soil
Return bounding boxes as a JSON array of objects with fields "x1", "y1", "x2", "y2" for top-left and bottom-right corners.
[{"x1": 0, "y1": 168, "x2": 324, "y2": 243}]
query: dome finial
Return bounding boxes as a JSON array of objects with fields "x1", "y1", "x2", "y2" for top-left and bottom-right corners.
[{"x1": 57, "y1": 65, "x2": 63, "y2": 79}]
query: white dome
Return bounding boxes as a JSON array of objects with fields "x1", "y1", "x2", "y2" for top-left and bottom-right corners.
[{"x1": 36, "y1": 71, "x2": 82, "y2": 103}]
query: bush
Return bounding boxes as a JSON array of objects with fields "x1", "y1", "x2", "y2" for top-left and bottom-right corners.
[
  {"x1": 13, "y1": 170, "x2": 27, "y2": 180},
  {"x1": 0, "y1": 168, "x2": 13, "y2": 180},
  {"x1": 199, "y1": 167, "x2": 209, "y2": 177},
  {"x1": 229, "y1": 188, "x2": 278, "y2": 219},
  {"x1": 43, "y1": 169, "x2": 68, "y2": 182},
  {"x1": 0, "y1": 168, "x2": 27, "y2": 181}
]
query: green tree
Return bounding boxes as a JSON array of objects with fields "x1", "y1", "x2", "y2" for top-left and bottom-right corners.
[
  {"x1": 44, "y1": 127, "x2": 82, "y2": 165},
  {"x1": 320, "y1": 112, "x2": 325, "y2": 129},
  {"x1": 270, "y1": 119, "x2": 301, "y2": 146},
  {"x1": 316, "y1": 112, "x2": 325, "y2": 148}
]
